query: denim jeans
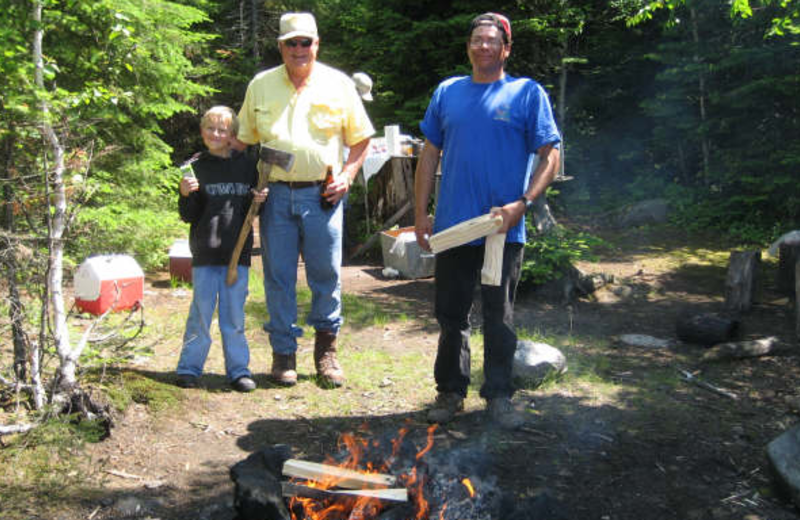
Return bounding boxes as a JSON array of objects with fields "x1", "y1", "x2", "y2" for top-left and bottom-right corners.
[
  {"x1": 176, "y1": 265, "x2": 252, "y2": 381},
  {"x1": 260, "y1": 182, "x2": 343, "y2": 354},
  {"x1": 433, "y1": 242, "x2": 524, "y2": 400}
]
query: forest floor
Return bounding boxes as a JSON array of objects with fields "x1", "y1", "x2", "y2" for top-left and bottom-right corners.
[{"x1": 4, "y1": 223, "x2": 800, "y2": 520}]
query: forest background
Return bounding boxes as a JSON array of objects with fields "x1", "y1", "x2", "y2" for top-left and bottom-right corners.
[{"x1": 2, "y1": 0, "x2": 798, "y2": 273}]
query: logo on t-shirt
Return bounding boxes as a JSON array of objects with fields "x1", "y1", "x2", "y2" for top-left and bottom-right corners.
[{"x1": 493, "y1": 104, "x2": 511, "y2": 123}]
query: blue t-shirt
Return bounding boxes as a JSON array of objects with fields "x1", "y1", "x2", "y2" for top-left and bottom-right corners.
[{"x1": 420, "y1": 74, "x2": 561, "y2": 244}]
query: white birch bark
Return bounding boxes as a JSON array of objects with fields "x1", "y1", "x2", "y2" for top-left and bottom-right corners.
[{"x1": 33, "y1": 1, "x2": 75, "y2": 389}]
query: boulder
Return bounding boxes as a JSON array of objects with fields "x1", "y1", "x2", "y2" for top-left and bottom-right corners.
[
  {"x1": 230, "y1": 445, "x2": 293, "y2": 520},
  {"x1": 618, "y1": 198, "x2": 669, "y2": 228},
  {"x1": 766, "y1": 423, "x2": 800, "y2": 510},
  {"x1": 513, "y1": 340, "x2": 567, "y2": 388}
]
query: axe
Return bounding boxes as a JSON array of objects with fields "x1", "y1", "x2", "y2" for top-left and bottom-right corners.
[{"x1": 226, "y1": 145, "x2": 295, "y2": 286}]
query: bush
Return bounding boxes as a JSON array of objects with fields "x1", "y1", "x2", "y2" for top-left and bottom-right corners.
[{"x1": 520, "y1": 224, "x2": 607, "y2": 286}]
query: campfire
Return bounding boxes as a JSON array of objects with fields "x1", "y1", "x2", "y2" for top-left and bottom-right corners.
[{"x1": 231, "y1": 423, "x2": 506, "y2": 520}]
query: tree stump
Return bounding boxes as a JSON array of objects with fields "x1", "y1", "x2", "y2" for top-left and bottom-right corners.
[
  {"x1": 777, "y1": 243, "x2": 800, "y2": 298},
  {"x1": 368, "y1": 156, "x2": 416, "y2": 227},
  {"x1": 796, "y1": 260, "x2": 800, "y2": 341},
  {"x1": 724, "y1": 250, "x2": 760, "y2": 314}
]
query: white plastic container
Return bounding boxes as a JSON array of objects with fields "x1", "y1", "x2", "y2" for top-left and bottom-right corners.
[
  {"x1": 74, "y1": 255, "x2": 144, "y2": 315},
  {"x1": 380, "y1": 227, "x2": 435, "y2": 279}
]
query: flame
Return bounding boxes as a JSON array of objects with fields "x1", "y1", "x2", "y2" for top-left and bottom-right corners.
[
  {"x1": 462, "y1": 478, "x2": 475, "y2": 497},
  {"x1": 289, "y1": 424, "x2": 442, "y2": 520}
]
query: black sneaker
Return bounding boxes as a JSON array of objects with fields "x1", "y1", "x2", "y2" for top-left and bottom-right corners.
[
  {"x1": 176, "y1": 374, "x2": 199, "y2": 389},
  {"x1": 232, "y1": 376, "x2": 256, "y2": 393}
]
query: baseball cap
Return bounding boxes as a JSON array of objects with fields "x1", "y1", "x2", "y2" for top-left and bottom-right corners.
[
  {"x1": 352, "y1": 72, "x2": 373, "y2": 101},
  {"x1": 278, "y1": 12, "x2": 318, "y2": 41}
]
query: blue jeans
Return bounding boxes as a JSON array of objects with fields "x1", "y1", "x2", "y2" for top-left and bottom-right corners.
[
  {"x1": 260, "y1": 182, "x2": 343, "y2": 354},
  {"x1": 176, "y1": 265, "x2": 252, "y2": 381}
]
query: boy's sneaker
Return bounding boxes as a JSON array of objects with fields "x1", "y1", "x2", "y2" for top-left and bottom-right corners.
[
  {"x1": 426, "y1": 392, "x2": 464, "y2": 424},
  {"x1": 232, "y1": 376, "x2": 256, "y2": 393},
  {"x1": 487, "y1": 397, "x2": 525, "y2": 430},
  {"x1": 176, "y1": 374, "x2": 199, "y2": 389}
]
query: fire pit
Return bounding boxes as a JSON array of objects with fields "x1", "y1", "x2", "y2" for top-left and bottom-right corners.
[{"x1": 230, "y1": 424, "x2": 563, "y2": 520}]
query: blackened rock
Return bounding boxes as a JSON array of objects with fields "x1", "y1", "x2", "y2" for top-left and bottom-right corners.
[{"x1": 230, "y1": 445, "x2": 293, "y2": 520}]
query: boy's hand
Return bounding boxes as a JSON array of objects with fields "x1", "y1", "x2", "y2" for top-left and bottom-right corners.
[
  {"x1": 252, "y1": 186, "x2": 269, "y2": 204},
  {"x1": 180, "y1": 177, "x2": 199, "y2": 197}
]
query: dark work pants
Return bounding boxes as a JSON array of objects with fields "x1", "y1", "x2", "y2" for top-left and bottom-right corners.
[{"x1": 433, "y1": 242, "x2": 524, "y2": 400}]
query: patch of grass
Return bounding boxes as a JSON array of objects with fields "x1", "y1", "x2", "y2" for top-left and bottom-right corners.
[
  {"x1": 0, "y1": 416, "x2": 105, "y2": 520},
  {"x1": 103, "y1": 371, "x2": 183, "y2": 414}
]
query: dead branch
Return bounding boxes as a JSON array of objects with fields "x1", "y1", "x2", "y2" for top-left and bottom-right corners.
[
  {"x1": 0, "y1": 423, "x2": 35, "y2": 436},
  {"x1": 677, "y1": 368, "x2": 739, "y2": 400}
]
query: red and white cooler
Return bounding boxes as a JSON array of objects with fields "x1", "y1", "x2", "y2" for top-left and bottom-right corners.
[{"x1": 74, "y1": 255, "x2": 144, "y2": 315}]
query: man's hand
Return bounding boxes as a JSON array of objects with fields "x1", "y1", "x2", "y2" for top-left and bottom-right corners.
[
  {"x1": 321, "y1": 174, "x2": 350, "y2": 206},
  {"x1": 415, "y1": 214, "x2": 433, "y2": 252},
  {"x1": 493, "y1": 199, "x2": 527, "y2": 234},
  {"x1": 180, "y1": 177, "x2": 199, "y2": 197}
]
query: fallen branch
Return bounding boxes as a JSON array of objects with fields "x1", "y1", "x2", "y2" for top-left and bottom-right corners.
[
  {"x1": 0, "y1": 423, "x2": 35, "y2": 436},
  {"x1": 702, "y1": 336, "x2": 783, "y2": 362},
  {"x1": 677, "y1": 368, "x2": 739, "y2": 400},
  {"x1": 283, "y1": 459, "x2": 396, "y2": 489}
]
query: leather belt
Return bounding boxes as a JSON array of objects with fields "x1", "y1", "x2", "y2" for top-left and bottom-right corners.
[{"x1": 274, "y1": 180, "x2": 323, "y2": 189}]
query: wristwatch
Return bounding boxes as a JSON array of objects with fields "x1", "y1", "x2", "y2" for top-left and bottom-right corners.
[{"x1": 519, "y1": 196, "x2": 534, "y2": 212}]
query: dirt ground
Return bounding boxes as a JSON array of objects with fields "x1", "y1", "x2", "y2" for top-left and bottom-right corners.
[{"x1": 60, "y1": 227, "x2": 800, "y2": 520}]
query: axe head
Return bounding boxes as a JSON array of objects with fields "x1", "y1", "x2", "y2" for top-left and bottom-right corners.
[{"x1": 259, "y1": 145, "x2": 296, "y2": 173}]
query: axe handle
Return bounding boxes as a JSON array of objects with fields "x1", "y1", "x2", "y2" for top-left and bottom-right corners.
[{"x1": 226, "y1": 165, "x2": 271, "y2": 286}]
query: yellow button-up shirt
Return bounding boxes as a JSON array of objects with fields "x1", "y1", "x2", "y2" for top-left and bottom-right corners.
[{"x1": 237, "y1": 62, "x2": 375, "y2": 182}]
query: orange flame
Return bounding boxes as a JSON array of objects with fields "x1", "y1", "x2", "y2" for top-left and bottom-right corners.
[{"x1": 462, "y1": 478, "x2": 475, "y2": 497}]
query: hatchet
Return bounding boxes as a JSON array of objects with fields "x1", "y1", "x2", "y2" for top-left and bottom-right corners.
[{"x1": 226, "y1": 145, "x2": 295, "y2": 286}]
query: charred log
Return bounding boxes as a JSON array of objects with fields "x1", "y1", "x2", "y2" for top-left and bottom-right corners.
[
  {"x1": 676, "y1": 311, "x2": 739, "y2": 346},
  {"x1": 777, "y1": 243, "x2": 800, "y2": 298}
]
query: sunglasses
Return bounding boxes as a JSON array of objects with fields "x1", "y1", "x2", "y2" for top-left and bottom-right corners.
[{"x1": 284, "y1": 38, "x2": 313, "y2": 48}]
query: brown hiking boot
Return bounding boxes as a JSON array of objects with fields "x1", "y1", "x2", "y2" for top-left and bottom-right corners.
[
  {"x1": 314, "y1": 330, "x2": 345, "y2": 387},
  {"x1": 487, "y1": 397, "x2": 525, "y2": 430},
  {"x1": 426, "y1": 392, "x2": 464, "y2": 424},
  {"x1": 271, "y1": 353, "x2": 297, "y2": 386}
]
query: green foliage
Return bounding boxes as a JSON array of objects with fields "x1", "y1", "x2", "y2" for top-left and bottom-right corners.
[{"x1": 520, "y1": 224, "x2": 607, "y2": 286}]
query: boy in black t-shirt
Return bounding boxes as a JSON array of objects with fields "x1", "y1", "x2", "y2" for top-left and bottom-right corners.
[{"x1": 175, "y1": 106, "x2": 267, "y2": 392}]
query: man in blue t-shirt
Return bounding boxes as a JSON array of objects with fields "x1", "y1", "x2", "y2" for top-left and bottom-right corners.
[{"x1": 414, "y1": 12, "x2": 561, "y2": 429}]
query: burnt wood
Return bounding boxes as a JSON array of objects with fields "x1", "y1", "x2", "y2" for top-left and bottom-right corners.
[{"x1": 676, "y1": 311, "x2": 738, "y2": 346}]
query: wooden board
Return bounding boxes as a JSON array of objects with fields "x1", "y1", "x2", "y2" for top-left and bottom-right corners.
[{"x1": 282, "y1": 459, "x2": 396, "y2": 490}]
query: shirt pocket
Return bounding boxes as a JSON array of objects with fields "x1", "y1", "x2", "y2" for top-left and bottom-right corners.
[{"x1": 309, "y1": 102, "x2": 344, "y2": 143}]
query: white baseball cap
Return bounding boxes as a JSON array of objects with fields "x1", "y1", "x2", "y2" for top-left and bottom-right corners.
[
  {"x1": 352, "y1": 72, "x2": 373, "y2": 101},
  {"x1": 277, "y1": 13, "x2": 318, "y2": 41}
]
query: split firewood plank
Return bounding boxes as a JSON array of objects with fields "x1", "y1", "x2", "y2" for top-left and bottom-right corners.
[
  {"x1": 282, "y1": 459, "x2": 396, "y2": 489},
  {"x1": 428, "y1": 213, "x2": 503, "y2": 254},
  {"x1": 481, "y1": 231, "x2": 506, "y2": 286},
  {"x1": 702, "y1": 336, "x2": 783, "y2": 362},
  {"x1": 677, "y1": 368, "x2": 739, "y2": 400},
  {"x1": 724, "y1": 250, "x2": 760, "y2": 313},
  {"x1": 282, "y1": 482, "x2": 408, "y2": 503}
]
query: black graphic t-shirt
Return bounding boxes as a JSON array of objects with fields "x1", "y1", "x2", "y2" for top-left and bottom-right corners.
[{"x1": 178, "y1": 150, "x2": 259, "y2": 267}]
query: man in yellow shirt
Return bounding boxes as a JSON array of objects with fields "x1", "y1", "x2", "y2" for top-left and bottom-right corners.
[{"x1": 237, "y1": 12, "x2": 374, "y2": 387}]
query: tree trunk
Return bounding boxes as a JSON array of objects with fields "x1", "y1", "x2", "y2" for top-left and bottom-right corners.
[
  {"x1": 724, "y1": 250, "x2": 760, "y2": 314},
  {"x1": 34, "y1": 1, "x2": 74, "y2": 389},
  {"x1": 690, "y1": 7, "x2": 711, "y2": 184},
  {"x1": 795, "y1": 260, "x2": 800, "y2": 341},
  {"x1": 250, "y1": 0, "x2": 259, "y2": 60},
  {"x1": 557, "y1": 41, "x2": 568, "y2": 179}
]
